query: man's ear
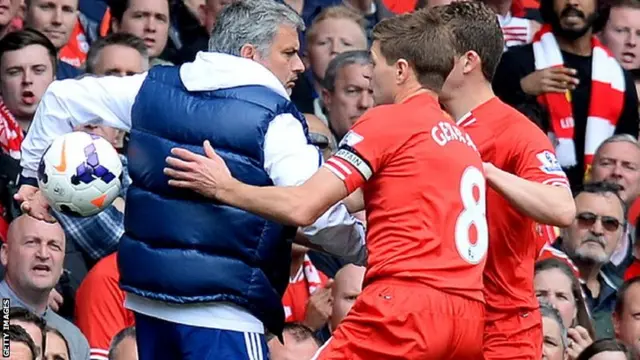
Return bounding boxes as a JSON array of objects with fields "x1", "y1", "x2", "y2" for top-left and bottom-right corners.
[
  {"x1": 321, "y1": 87, "x2": 332, "y2": 108},
  {"x1": 111, "y1": 18, "x2": 120, "y2": 33},
  {"x1": 240, "y1": 44, "x2": 258, "y2": 60}
]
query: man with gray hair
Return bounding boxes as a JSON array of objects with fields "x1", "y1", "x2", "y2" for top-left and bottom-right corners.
[
  {"x1": 15, "y1": 0, "x2": 366, "y2": 358},
  {"x1": 321, "y1": 50, "x2": 373, "y2": 142}
]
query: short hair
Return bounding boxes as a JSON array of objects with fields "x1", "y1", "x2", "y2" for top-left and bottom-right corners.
[
  {"x1": 282, "y1": 323, "x2": 321, "y2": 347},
  {"x1": 9, "y1": 307, "x2": 47, "y2": 354},
  {"x1": 432, "y1": 1, "x2": 505, "y2": 82},
  {"x1": 573, "y1": 181, "x2": 627, "y2": 217},
  {"x1": 0, "y1": 29, "x2": 57, "y2": 77},
  {"x1": 540, "y1": 301, "x2": 568, "y2": 350},
  {"x1": 208, "y1": 0, "x2": 305, "y2": 58},
  {"x1": 107, "y1": 0, "x2": 170, "y2": 23},
  {"x1": 372, "y1": 8, "x2": 455, "y2": 91},
  {"x1": 305, "y1": 6, "x2": 367, "y2": 44},
  {"x1": 323, "y1": 50, "x2": 372, "y2": 92},
  {"x1": 8, "y1": 324, "x2": 38, "y2": 360},
  {"x1": 594, "y1": 134, "x2": 640, "y2": 162},
  {"x1": 45, "y1": 326, "x2": 70, "y2": 359},
  {"x1": 108, "y1": 326, "x2": 136, "y2": 360},
  {"x1": 576, "y1": 338, "x2": 637, "y2": 360},
  {"x1": 85, "y1": 32, "x2": 149, "y2": 74},
  {"x1": 615, "y1": 276, "x2": 640, "y2": 315},
  {"x1": 535, "y1": 258, "x2": 595, "y2": 338}
]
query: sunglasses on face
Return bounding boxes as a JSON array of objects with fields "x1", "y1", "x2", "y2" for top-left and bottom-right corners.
[
  {"x1": 309, "y1": 132, "x2": 330, "y2": 150},
  {"x1": 576, "y1": 212, "x2": 623, "y2": 232}
]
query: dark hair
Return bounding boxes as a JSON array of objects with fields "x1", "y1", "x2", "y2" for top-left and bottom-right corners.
[
  {"x1": 108, "y1": 326, "x2": 136, "y2": 360},
  {"x1": 535, "y1": 258, "x2": 595, "y2": 338},
  {"x1": 45, "y1": 326, "x2": 70, "y2": 359},
  {"x1": 282, "y1": 323, "x2": 321, "y2": 347},
  {"x1": 615, "y1": 276, "x2": 640, "y2": 315},
  {"x1": 323, "y1": 50, "x2": 372, "y2": 92},
  {"x1": 85, "y1": 32, "x2": 149, "y2": 74},
  {"x1": 9, "y1": 307, "x2": 47, "y2": 355},
  {"x1": 0, "y1": 29, "x2": 57, "y2": 77},
  {"x1": 432, "y1": 1, "x2": 505, "y2": 82},
  {"x1": 372, "y1": 8, "x2": 455, "y2": 92},
  {"x1": 574, "y1": 181, "x2": 627, "y2": 217},
  {"x1": 576, "y1": 338, "x2": 637, "y2": 360},
  {"x1": 107, "y1": 0, "x2": 170, "y2": 23},
  {"x1": 8, "y1": 324, "x2": 38, "y2": 360}
]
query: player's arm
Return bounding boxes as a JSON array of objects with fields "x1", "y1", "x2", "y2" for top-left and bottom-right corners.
[{"x1": 19, "y1": 73, "x2": 146, "y2": 180}]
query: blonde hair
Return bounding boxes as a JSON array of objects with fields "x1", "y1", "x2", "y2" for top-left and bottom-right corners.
[{"x1": 305, "y1": 6, "x2": 367, "y2": 44}]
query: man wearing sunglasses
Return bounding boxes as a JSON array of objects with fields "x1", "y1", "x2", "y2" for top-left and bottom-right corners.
[{"x1": 557, "y1": 181, "x2": 626, "y2": 339}]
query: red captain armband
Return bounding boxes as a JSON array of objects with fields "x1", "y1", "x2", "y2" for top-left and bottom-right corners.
[{"x1": 324, "y1": 145, "x2": 374, "y2": 185}]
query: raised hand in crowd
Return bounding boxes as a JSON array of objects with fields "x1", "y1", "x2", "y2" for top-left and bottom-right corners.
[
  {"x1": 520, "y1": 67, "x2": 580, "y2": 96},
  {"x1": 566, "y1": 325, "x2": 593, "y2": 360},
  {"x1": 303, "y1": 279, "x2": 334, "y2": 331},
  {"x1": 14, "y1": 185, "x2": 55, "y2": 223}
]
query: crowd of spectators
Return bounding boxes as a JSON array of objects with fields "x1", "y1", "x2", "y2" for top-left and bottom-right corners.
[{"x1": 0, "y1": 0, "x2": 638, "y2": 359}]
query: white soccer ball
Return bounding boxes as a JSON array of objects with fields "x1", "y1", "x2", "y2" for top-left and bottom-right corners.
[{"x1": 37, "y1": 131, "x2": 123, "y2": 217}]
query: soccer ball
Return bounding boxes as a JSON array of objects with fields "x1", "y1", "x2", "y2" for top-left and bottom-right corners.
[{"x1": 37, "y1": 131, "x2": 123, "y2": 217}]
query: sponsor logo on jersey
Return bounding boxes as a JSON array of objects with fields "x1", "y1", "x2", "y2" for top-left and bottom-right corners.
[
  {"x1": 339, "y1": 131, "x2": 364, "y2": 147},
  {"x1": 537, "y1": 150, "x2": 565, "y2": 175},
  {"x1": 335, "y1": 148, "x2": 373, "y2": 180}
]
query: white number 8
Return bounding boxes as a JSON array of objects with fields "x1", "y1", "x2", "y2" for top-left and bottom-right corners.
[{"x1": 455, "y1": 166, "x2": 488, "y2": 264}]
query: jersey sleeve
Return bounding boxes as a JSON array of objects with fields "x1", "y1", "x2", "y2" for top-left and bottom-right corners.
[
  {"x1": 322, "y1": 116, "x2": 385, "y2": 193},
  {"x1": 513, "y1": 126, "x2": 571, "y2": 188}
]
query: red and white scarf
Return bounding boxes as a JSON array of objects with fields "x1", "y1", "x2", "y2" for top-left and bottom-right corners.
[
  {"x1": 0, "y1": 100, "x2": 23, "y2": 160},
  {"x1": 532, "y1": 24, "x2": 625, "y2": 169},
  {"x1": 298, "y1": 254, "x2": 323, "y2": 295}
]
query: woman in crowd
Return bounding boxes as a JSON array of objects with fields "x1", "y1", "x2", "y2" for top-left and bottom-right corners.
[
  {"x1": 535, "y1": 258, "x2": 595, "y2": 358},
  {"x1": 542, "y1": 302, "x2": 569, "y2": 360},
  {"x1": 44, "y1": 326, "x2": 70, "y2": 360},
  {"x1": 576, "y1": 339, "x2": 636, "y2": 360}
]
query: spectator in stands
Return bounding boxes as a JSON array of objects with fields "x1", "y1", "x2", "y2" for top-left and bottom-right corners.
[
  {"x1": 0, "y1": 0, "x2": 21, "y2": 39},
  {"x1": 482, "y1": 0, "x2": 541, "y2": 50},
  {"x1": 576, "y1": 338, "x2": 636, "y2": 360},
  {"x1": 557, "y1": 181, "x2": 626, "y2": 339},
  {"x1": 268, "y1": 323, "x2": 321, "y2": 360},
  {"x1": 342, "y1": 0, "x2": 393, "y2": 42},
  {"x1": 44, "y1": 326, "x2": 70, "y2": 360},
  {"x1": 108, "y1": 0, "x2": 171, "y2": 66},
  {"x1": 329, "y1": 264, "x2": 364, "y2": 332},
  {"x1": 613, "y1": 277, "x2": 640, "y2": 356},
  {"x1": 200, "y1": 0, "x2": 234, "y2": 34},
  {"x1": 535, "y1": 258, "x2": 595, "y2": 357},
  {"x1": 493, "y1": 0, "x2": 640, "y2": 188},
  {"x1": 321, "y1": 50, "x2": 373, "y2": 142},
  {"x1": 541, "y1": 302, "x2": 570, "y2": 360},
  {"x1": 590, "y1": 135, "x2": 640, "y2": 276},
  {"x1": 24, "y1": 0, "x2": 82, "y2": 79},
  {"x1": 108, "y1": 327, "x2": 137, "y2": 360},
  {"x1": 9, "y1": 307, "x2": 46, "y2": 359},
  {"x1": 9, "y1": 324, "x2": 39, "y2": 360},
  {"x1": 282, "y1": 244, "x2": 332, "y2": 332},
  {"x1": 292, "y1": 5, "x2": 368, "y2": 118},
  {"x1": 85, "y1": 31, "x2": 148, "y2": 77},
  {"x1": 75, "y1": 253, "x2": 134, "y2": 360},
  {"x1": 600, "y1": 0, "x2": 640, "y2": 71},
  {"x1": 0, "y1": 215, "x2": 90, "y2": 359}
]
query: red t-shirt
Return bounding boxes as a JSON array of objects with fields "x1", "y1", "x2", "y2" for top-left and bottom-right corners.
[
  {"x1": 624, "y1": 259, "x2": 640, "y2": 281},
  {"x1": 323, "y1": 92, "x2": 487, "y2": 302},
  {"x1": 75, "y1": 253, "x2": 135, "y2": 359},
  {"x1": 458, "y1": 97, "x2": 570, "y2": 320}
]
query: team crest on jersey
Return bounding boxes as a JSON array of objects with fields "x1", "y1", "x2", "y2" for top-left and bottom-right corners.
[
  {"x1": 339, "y1": 131, "x2": 364, "y2": 147},
  {"x1": 537, "y1": 151, "x2": 564, "y2": 175}
]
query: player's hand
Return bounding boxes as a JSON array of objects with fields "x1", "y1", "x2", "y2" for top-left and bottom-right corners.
[
  {"x1": 520, "y1": 67, "x2": 579, "y2": 96},
  {"x1": 164, "y1": 140, "x2": 233, "y2": 199},
  {"x1": 47, "y1": 288, "x2": 64, "y2": 312},
  {"x1": 303, "y1": 280, "x2": 334, "y2": 331},
  {"x1": 14, "y1": 185, "x2": 56, "y2": 223},
  {"x1": 566, "y1": 326, "x2": 593, "y2": 359}
]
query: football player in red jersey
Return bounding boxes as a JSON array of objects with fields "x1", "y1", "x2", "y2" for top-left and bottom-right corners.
[
  {"x1": 435, "y1": 2, "x2": 576, "y2": 359},
  {"x1": 164, "y1": 10, "x2": 488, "y2": 360}
]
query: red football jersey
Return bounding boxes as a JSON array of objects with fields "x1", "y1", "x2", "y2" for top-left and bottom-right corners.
[
  {"x1": 323, "y1": 92, "x2": 488, "y2": 302},
  {"x1": 457, "y1": 97, "x2": 570, "y2": 320}
]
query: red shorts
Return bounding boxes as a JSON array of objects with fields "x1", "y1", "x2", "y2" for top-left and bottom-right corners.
[
  {"x1": 483, "y1": 308, "x2": 542, "y2": 360},
  {"x1": 313, "y1": 279, "x2": 485, "y2": 360}
]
